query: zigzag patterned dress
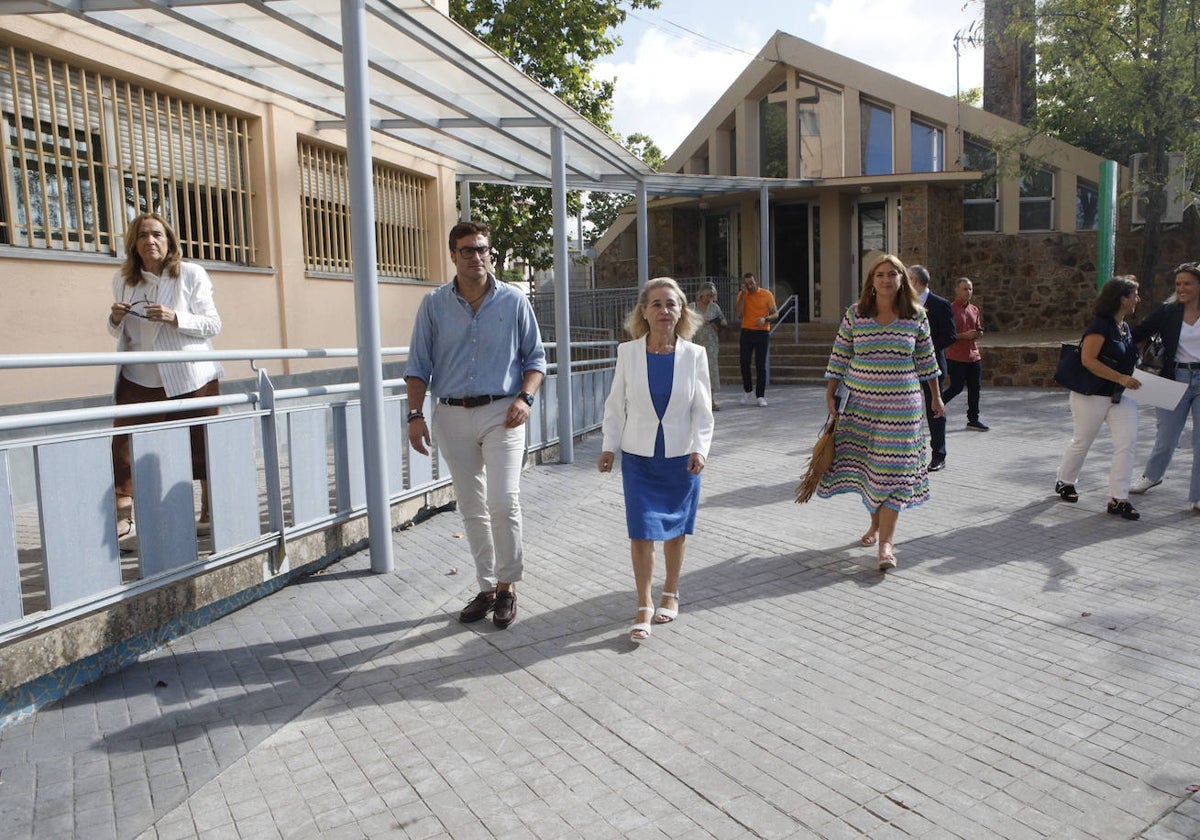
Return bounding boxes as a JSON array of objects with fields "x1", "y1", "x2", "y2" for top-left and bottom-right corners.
[{"x1": 817, "y1": 304, "x2": 941, "y2": 512}]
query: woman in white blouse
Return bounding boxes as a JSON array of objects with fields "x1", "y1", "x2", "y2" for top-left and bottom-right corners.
[
  {"x1": 108, "y1": 213, "x2": 224, "y2": 546},
  {"x1": 1130, "y1": 262, "x2": 1200, "y2": 511}
]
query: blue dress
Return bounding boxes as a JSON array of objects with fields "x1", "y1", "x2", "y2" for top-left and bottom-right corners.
[{"x1": 622, "y1": 352, "x2": 702, "y2": 540}]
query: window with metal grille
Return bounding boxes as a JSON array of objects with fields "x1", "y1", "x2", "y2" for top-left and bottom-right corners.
[
  {"x1": 0, "y1": 43, "x2": 255, "y2": 263},
  {"x1": 298, "y1": 140, "x2": 430, "y2": 280}
]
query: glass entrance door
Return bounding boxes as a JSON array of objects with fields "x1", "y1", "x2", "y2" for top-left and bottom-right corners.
[{"x1": 852, "y1": 194, "x2": 900, "y2": 294}]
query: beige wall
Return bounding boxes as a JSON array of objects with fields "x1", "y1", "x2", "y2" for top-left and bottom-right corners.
[{"x1": 1, "y1": 17, "x2": 460, "y2": 405}]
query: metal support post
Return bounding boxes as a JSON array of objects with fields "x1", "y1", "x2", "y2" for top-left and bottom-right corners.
[
  {"x1": 340, "y1": 0, "x2": 394, "y2": 573},
  {"x1": 551, "y1": 127, "x2": 574, "y2": 463}
]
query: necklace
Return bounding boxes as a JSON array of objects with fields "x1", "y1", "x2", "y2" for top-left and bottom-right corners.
[
  {"x1": 459, "y1": 281, "x2": 489, "y2": 308},
  {"x1": 647, "y1": 341, "x2": 676, "y2": 354}
]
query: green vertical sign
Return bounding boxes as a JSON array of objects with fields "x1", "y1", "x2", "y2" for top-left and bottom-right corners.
[{"x1": 1097, "y1": 160, "x2": 1118, "y2": 290}]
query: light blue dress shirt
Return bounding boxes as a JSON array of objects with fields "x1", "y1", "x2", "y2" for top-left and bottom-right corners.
[{"x1": 405, "y1": 276, "x2": 546, "y2": 397}]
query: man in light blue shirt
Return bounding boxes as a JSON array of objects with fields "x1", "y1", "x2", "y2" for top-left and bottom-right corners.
[{"x1": 405, "y1": 221, "x2": 546, "y2": 629}]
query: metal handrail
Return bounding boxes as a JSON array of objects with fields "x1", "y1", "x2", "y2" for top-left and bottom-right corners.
[
  {"x1": 0, "y1": 343, "x2": 618, "y2": 655},
  {"x1": 768, "y1": 294, "x2": 801, "y2": 342},
  {"x1": 0, "y1": 347, "x2": 410, "y2": 370}
]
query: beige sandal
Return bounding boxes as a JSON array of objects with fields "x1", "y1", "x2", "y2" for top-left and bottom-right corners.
[
  {"x1": 653, "y1": 591, "x2": 679, "y2": 624},
  {"x1": 630, "y1": 606, "x2": 653, "y2": 643}
]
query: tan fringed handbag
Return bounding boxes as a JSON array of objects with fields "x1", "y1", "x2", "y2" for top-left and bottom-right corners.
[{"x1": 795, "y1": 413, "x2": 837, "y2": 504}]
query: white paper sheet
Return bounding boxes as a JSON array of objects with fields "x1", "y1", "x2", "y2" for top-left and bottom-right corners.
[{"x1": 1129, "y1": 369, "x2": 1188, "y2": 411}]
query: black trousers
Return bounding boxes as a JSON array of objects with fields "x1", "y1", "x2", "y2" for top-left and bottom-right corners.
[
  {"x1": 942, "y1": 358, "x2": 983, "y2": 422},
  {"x1": 923, "y1": 350, "x2": 947, "y2": 459},
  {"x1": 739, "y1": 329, "x2": 770, "y2": 397}
]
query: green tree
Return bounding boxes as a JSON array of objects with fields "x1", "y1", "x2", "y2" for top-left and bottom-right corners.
[
  {"x1": 449, "y1": 0, "x2": 661, "y2": 276},
  {"x1": 1028, "y1": 0, "x2": 1200, "y2": 288},
  {"x1": 583, "y1": 132, "x2": 665, "y2": 246}
]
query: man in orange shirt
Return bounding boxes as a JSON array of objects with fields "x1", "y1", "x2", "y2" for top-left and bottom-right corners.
[{"x1": 733, "y1": 272, "x2": 779, "y2": 406}]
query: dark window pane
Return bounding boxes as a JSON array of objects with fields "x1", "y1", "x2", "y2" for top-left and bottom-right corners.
[
  {"x1": 963, "y1": 202, "x2": 996, "y2": 232},
  {"x1": 860, "y1": 101, "x2": 893, "y2": 175},
  {"x1": 1019, "y1": 200, "x2": 1053, "y2": 230},
  {"x1": 759, "y1": 97, "x2": 787, "y2": 178},
  {"x1": 1077, "y1": 182, "x2": 1099, "y2": 230},
  {"x1": 910, "y1": 121, "x2": 943, "y2": 173}
]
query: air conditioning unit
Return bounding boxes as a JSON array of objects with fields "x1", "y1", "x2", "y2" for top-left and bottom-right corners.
[{"x1": 1130, "y1": 152, "x2": 1188, "y2": 225}]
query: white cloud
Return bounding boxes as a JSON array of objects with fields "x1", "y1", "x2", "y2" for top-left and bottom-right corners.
[
  {"x1": 598, "y1": 28, "x2": 762, "y2": 155},
  {"x1": 813, "y1": 0, "x2": 983, "y2": 96},
  {"x1": 604, "y1": 0, "x2": 984, "y2": 155}
]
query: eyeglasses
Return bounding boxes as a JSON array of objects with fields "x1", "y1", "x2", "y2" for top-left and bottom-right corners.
[
  {"x1": 123, "y1": 296, "x2": 155, "y2": 319},
  {"x1": 455, "y1": 246, "x2": 494, "y2": 259}
]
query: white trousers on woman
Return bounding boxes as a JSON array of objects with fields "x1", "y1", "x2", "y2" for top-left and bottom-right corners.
[
  {"x1": 431, "y1": 400, "x2": 526, "y2": 591},
  {"x1": 1057, "y1": 391, "x2": 1138, "y2": 499}
]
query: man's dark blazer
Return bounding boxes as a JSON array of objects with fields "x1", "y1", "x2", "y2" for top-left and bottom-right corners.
[
  {"x1": 921, "y1": 290, "x2": 956, "y2": 460},
  {"x1": 924, "y1": 291, "x2": 957, "y2": 364}
]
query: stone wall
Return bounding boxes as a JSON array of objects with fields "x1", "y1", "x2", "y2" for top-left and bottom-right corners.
[
  {"x1": 900, "y1": 184, "x2": 963, "y2": 297},
  {"x1": 595, "y1": 207, "x2": 707, "y2": 289},
  {"x1": 986, "y1": 344, "x2": 1061, "y2": 388},
  {"x1": 595, "y1": 195, "x2": 1200, "y2": 327},
  {"x1": 1117, "y1": 211, "x2": 1200, "y2": 309},
  {"x1": 954, "y1": 211, "x2": 1200, "y2": 333},
  {"x1": 955, "y1": 231, "x2": 1100, "y2": 332}
]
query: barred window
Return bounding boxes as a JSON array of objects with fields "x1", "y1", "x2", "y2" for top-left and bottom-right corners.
[
  {"x1": 0, "y1": 43, "x2": 255, "y2": 263},
  {"x1": 298, "y1": 140, "x2": 430, "y2": 280}
]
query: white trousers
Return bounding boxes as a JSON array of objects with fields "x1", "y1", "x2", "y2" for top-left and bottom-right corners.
[
  {"x1": 1057, "y1": 391, "x2": 1138, "y2": 499},
  {"x1": 431, "y1": 401, "x2": 526, "y2": 591}
]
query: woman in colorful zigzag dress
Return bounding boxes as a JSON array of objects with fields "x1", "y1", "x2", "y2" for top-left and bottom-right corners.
[{"x1": 817, "y1": 253, "x2": 943, "y2": 571}]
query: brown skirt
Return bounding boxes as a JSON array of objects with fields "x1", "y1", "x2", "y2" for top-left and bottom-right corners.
[{"x1": 112, "y1": 375, "x2": 221, "y2": 498}]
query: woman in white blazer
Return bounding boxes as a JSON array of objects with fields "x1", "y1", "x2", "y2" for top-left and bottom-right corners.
[
  {"x1": 108, "y1": 212, "x2": 224, "y2": 546},
  {"x1": 598, "y1": 278, "x2": 714, "y2": 643}
]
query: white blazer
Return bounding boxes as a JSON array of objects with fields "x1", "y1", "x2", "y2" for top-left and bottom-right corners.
[
  {"x1": 601, "y1": 336, "x2": 714, "y2": 459},
  {"x1": 108, "y1": 261, "x2": 224, "y2": 397}
]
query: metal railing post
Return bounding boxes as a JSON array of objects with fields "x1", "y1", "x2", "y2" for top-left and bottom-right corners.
[{"x1": 256, "y1": 368, "x2": 287, "y2": 575}]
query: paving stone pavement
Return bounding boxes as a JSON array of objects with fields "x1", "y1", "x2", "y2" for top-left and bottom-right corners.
[{"x1": 2, "y1": 384, "x2": 1199, "y2": 839}]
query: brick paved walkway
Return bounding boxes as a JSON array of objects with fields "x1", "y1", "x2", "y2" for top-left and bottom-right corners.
[{"x1": 2, "y1": 384, "x2": 1199, "y2": 839}]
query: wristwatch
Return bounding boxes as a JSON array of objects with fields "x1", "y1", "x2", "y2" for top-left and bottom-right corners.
[
  {"x1": 407, "y1": 409, "x2": 424, "y2": 423},
  {"x1": 518, "y1": 391, "x2": 535, "y2": 406}
]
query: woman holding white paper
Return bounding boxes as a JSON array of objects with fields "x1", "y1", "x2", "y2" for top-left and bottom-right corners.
[
  {"x1": 1130, "y1": 263, "x2": 1200, "y2": 512},
  {"x1": 1054, "y1": 276, "x2": 1142, "y2": 519}
]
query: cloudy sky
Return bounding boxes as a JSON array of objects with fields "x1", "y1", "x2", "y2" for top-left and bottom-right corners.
[{"x1": 597, "y1": 0, "x2": 987, "y2": 156}]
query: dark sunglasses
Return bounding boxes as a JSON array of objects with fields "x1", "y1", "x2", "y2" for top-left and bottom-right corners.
[{"x1": 123, "y1": 297, "x2": 155, "y2": 319}]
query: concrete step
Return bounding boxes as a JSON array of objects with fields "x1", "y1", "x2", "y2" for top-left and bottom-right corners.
[{"x1": 717, "y1": 327, "x2": 839, "y2": 386}]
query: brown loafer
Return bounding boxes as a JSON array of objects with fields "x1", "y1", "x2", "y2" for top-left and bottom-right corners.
[
  {"x1": 459, "y1": 591, "x2": 496, "y2": 623},
  {"x1": 493, "y1": 589, "x2": 517, "y2": 629}
]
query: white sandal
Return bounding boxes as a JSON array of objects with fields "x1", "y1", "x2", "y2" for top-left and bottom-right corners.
[
  {"x1": 630, "y1": 606, "x2": 653, "y2": 643},
  {"x1": 117, "y1": 513, "x2": 138, "y2": 551},
  {"x1": 654, "y1": 591, "x2": 679, "y2": 624}
]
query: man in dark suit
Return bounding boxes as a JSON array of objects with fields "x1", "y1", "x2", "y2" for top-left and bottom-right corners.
[{"x1": 909, "y1": 265, "x2": 956, "y2": 472}]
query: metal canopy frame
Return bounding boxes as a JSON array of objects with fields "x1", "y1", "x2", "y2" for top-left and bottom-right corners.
[
  {"x1": 3, "y1": 0, "x2": 811, "y2": 574},
  {"x1": 5, "y1": 0, "x2": 809, "y2": 195}
]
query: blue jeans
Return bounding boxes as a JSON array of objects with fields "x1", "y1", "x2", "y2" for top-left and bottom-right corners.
[{"x1": 1141, "y1": 366, "x2": 1200, "y2": 502}]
